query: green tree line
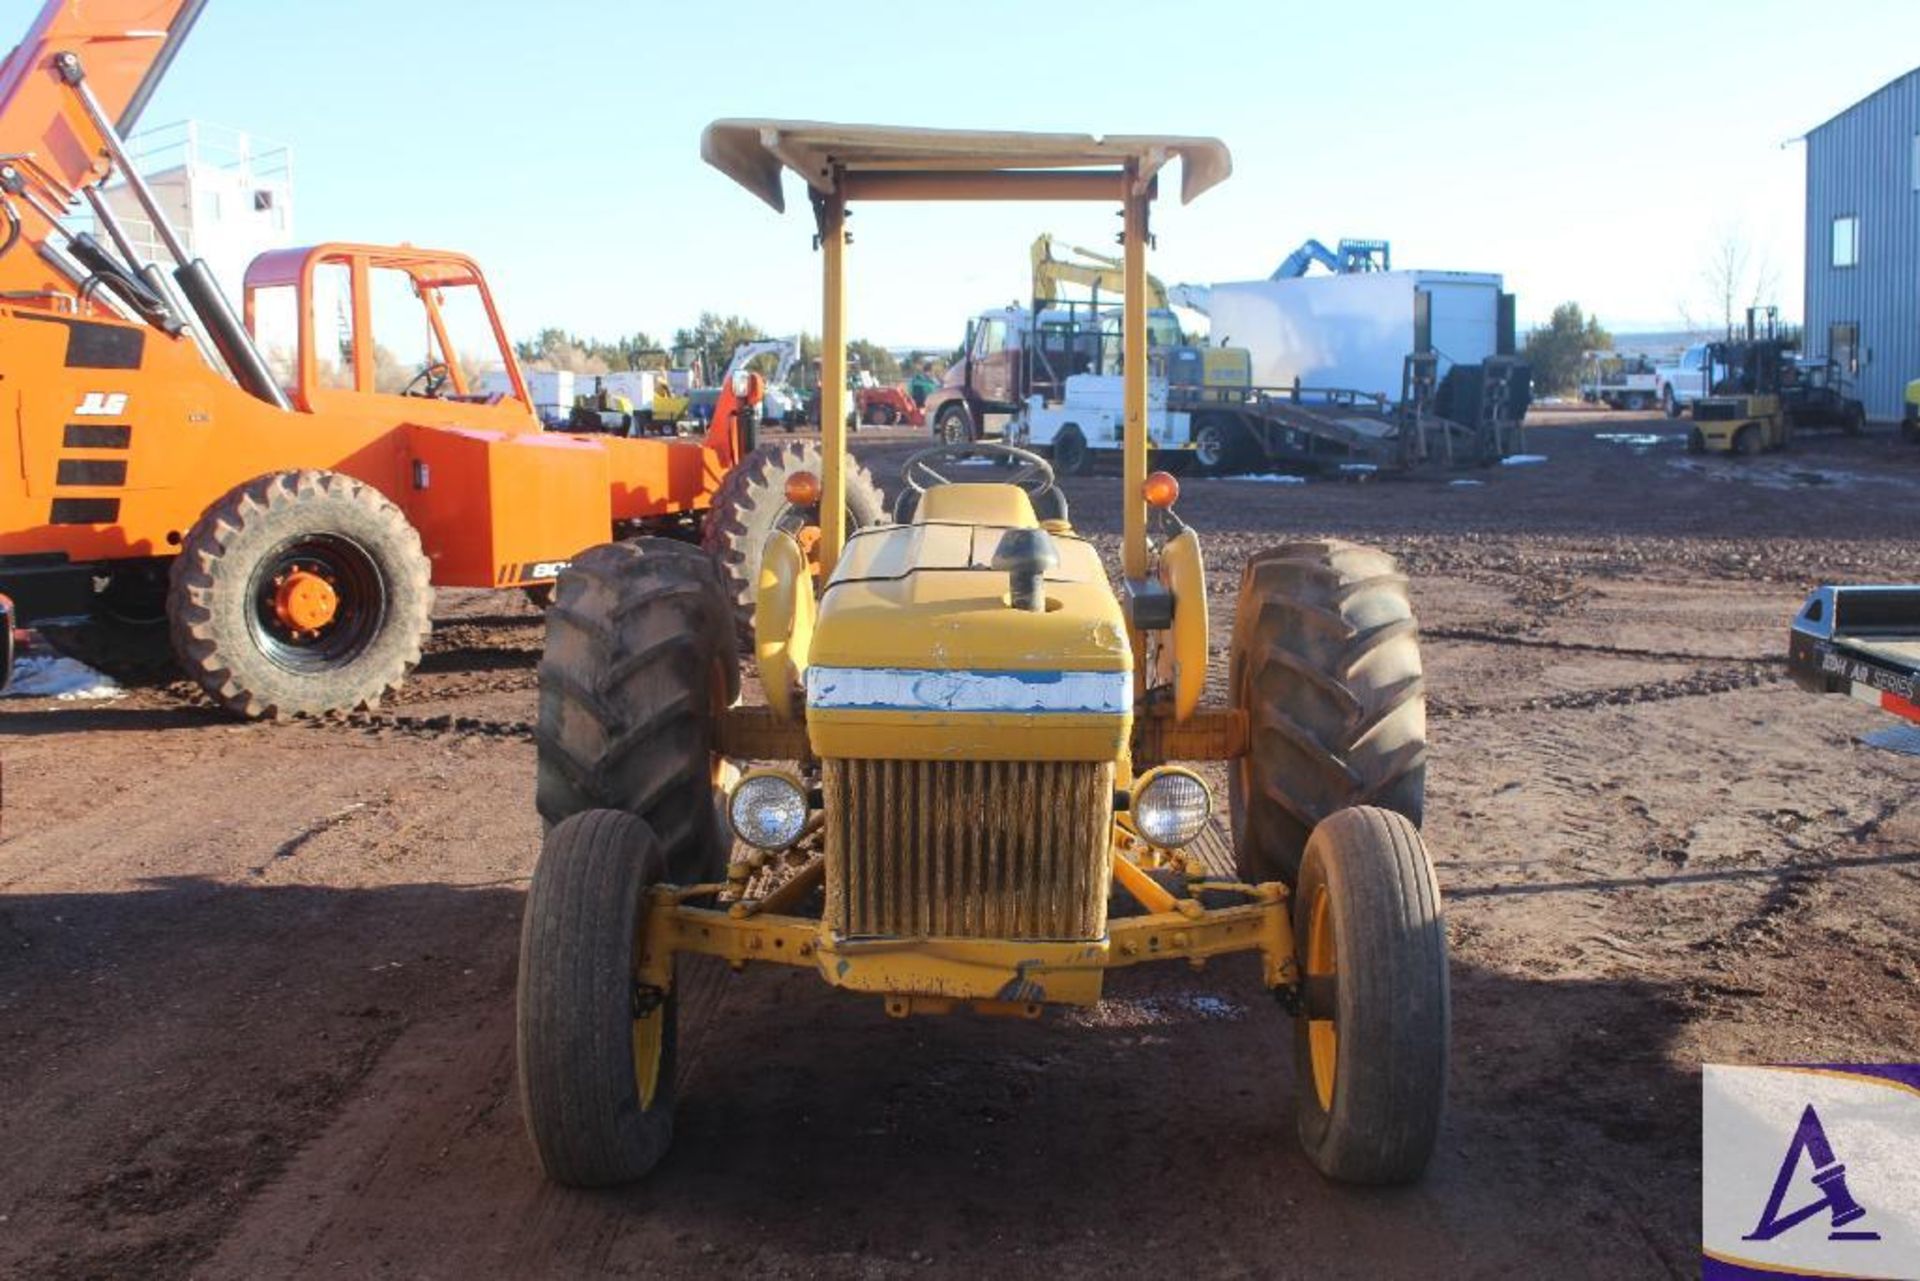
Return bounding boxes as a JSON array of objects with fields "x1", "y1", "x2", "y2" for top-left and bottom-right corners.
[
  {"x1": 515, "y1": 314, "x2": 947, "y2": 386},
  {"x1": 1522, "y1": 302, "x2": 1611, "y2": 395}
]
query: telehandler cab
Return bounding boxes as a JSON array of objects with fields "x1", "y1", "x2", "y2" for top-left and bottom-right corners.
[
  {"x1": 518, "y1": 122, "x2": 1448, "y2": 1189},
  {"x1": 0, "y1": 2, "x2": 880, "y2": 715}
]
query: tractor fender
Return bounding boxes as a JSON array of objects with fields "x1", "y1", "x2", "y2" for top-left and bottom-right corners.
[
  {"x1": 754, "y1": 529, "x2": 815, "y2": 721},
  {"x1": 1156, "y1": 525, "x2": 1208, "y2": 722}
]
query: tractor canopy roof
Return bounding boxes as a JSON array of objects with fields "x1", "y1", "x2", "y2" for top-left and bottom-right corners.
[{"x1": 701, "y1": 120, "x2": 1232, "y2": 210}]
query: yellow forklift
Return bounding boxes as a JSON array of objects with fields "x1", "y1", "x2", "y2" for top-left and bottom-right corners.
[{"x1": 1688, "y1": 307, "x2": 1792, "y2": 456}]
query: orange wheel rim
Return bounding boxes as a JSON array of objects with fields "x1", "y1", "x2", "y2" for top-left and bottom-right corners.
[
  {"x1": 1305, "y1": 885, "x2": 1338, "y2": 1112},
  {"x1": 272, "y1": 567, "x2": 339, "y2": 633}
]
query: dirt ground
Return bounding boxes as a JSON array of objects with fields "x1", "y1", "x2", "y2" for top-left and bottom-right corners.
[{"x1": 3, "y1": 410, "x2": 1917, "y2": 1279}]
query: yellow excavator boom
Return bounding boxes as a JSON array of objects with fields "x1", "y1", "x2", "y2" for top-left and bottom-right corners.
[{"x1": 1032, "y1": 233, "x2": 1170, "y2": 309}]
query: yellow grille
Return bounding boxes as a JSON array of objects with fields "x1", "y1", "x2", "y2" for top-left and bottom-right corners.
[{"x1": 823, "y1": 758, "x2": 1113, "y2": 940}]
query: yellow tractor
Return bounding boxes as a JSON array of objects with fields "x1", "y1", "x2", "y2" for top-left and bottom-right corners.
[{"x1": 516, "y1": 122, "x2": 1446, "y2": 1189}]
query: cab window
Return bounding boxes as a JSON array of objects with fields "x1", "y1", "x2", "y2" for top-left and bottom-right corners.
[
  {"x1": 367, "y1": 266, "x2": 438, "y2": 395},
  {"x1": 309, "y1": 261, "x2": 355, "y2": 390},
  {"x1": 973, "y1": 317, "x2": 1010, "y2": 358}
]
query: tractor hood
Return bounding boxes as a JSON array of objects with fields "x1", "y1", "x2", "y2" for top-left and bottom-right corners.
[{"x1": 803, "y1": 521, "x2": 1132, "y2": 761}]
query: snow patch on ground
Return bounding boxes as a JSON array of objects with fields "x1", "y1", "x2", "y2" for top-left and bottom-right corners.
[
  {"x1": 5, "y1": 654, "x2": 124, "y2": 700},
  {"x1": 1224, "y1": 473, "x2": 1307, "y2": 484},
  {"x1": 1501, "y1": 454, "x2": 1550, "y2": 466}
]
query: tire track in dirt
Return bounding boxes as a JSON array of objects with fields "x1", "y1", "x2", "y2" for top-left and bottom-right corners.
[
  {"x1": 1421, "y1": 625, "x2": 1782, "y2": 666},
  {"x1": 1432, "y1": 665, "x2": 1783, "y2": 720}
]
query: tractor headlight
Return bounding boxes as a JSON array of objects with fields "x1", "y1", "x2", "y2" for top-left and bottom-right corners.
[
  {"x1": 727, "y1": 771, "x2": 809, "y2": 850},
  {"x1": 1131, "y1": 767, "x2": 1212, "y2": 849}
]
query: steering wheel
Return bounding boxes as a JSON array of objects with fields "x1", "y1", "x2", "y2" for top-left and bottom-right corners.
[
  {"x1": 401, "y1": 361, "x2": 451, "y2": 398},
  {"x1": 901, "y1": 441, "x2": 1056, "y2": 503}
]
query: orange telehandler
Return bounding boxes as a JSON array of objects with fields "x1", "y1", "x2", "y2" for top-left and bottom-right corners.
[{"x1": 0, "y1": 0, "x2": 879, "y2": 716}]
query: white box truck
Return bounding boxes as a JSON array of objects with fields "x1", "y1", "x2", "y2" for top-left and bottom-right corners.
[{"x1": 1207, "y1": 270, "x2": 1509, "y2": 400}]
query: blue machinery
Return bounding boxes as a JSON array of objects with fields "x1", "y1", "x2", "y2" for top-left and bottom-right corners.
[{"x1": 1270, "y1": 238, "x2": 1391, "y2": 280}]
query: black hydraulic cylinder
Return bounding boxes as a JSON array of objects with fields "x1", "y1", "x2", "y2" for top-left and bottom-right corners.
[
  {"x1": 173, "y1": 258, "x2": 292, "y2": 411},
  {"x1": 67, "y1": 231, "x2": 183, "y2": 335}
]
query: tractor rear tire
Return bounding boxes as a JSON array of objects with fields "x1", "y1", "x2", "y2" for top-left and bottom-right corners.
[
  {"x1": 1291, "y1": 806, "x2": 1448, "y2": 1184},
  {"x1": 700, "y1": 440, "x2": 885, "y2": 640},
  {"x1": 517, "y1": 809, "x2": 679, "y2": 1187},
  {"x1": 536, "y1": 538, "x2": 739, "y2": 883},
  {"x1": 168, "y1": 470, "x2": 432, "y2": 719},
  {"x1": 1228, "y1": 540, "x2": 1425, "y2": 887}
]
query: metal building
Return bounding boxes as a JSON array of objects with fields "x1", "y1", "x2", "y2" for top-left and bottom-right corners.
[{"x1": 1802, "y1": 67, "x2": 1919, "y2": 422}]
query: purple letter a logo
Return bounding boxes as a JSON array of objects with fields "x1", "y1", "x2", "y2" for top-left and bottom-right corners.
[{"x1": 1744, "y1": 1104, "x2": 1881, "y2": 1243}]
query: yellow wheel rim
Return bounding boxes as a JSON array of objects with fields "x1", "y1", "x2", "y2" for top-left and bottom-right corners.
[
  {"x1": 632, "y1": 1006, "x2": 665, "y2": 1110},
  {"x1": 1305, "y1": 884, "x2": 1338, "y2": 1112},
  {"x1": 632, "y1": 917, "x2": 666, "y2": 1111}
]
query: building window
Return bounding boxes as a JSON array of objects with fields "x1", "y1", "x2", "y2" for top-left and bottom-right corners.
[{"x1": 1831, "y1": 215, "x2": 1859, "y2": 268}]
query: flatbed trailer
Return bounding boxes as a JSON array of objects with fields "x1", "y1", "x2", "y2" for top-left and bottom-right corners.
[
  {"x1": 1173, "y1": 363, "x2": 1525, "y2": 475},
  {"x1": 1788, "y1": 585, "x2": 1920, "y2": 725}
]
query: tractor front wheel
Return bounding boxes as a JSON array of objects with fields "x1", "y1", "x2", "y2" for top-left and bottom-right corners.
[
  {"x1": 536, "y1": 538, "x2": 739, "y2": 883},
  {"x1": 700, "y1": 440, "x2": 885, "y2": 639},
  {"x1": 1291, "y1": 806, "x2": 1449, "y2": 1184},
  {"x1": 517, "y1": 808, "x2": 678, "y2": 1187},
  {"x1": 168, "y1": 470, "x2": 432, "y2": 718},
  {"x1": 1229, "y1": 539, "x2": 1425, "y2": 887}
]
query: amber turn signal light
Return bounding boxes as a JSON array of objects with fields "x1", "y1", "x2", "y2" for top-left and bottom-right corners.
[
  {"x1": 784, "y1": 470, "x2": 822, "y2": 505},
  {"x1": 1142, "y1": 471, "x2": 1180, "y2": 509}
]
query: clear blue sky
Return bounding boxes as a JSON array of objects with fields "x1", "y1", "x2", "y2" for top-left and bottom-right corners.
[{"x1": 135, "y1": 0, "x2": 1920, "y2": 348}]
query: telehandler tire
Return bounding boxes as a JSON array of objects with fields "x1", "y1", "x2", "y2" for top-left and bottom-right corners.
[
  {"x1": 1291, "y1": 806, "x2": 1448, "y2": 1184},
  {"x1": 536, "y1": 538, "x2": 739, "y2": 883},
  {"x1": 168, "y1": 470, "x2": 432, "y2": 719},
  {"x1": 1228, "y1": 539, "x2": 1425, "y2": 887},
  {"x1": 701, "y1": 440, "x2": 885, "y2": 639},
  {"x1": 517, "y1": 809, "x2": 679, "y2": 1187}
]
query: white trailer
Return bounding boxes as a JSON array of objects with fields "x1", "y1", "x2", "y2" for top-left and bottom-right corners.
[{"x1": 1207, "y1": 269, "x2": 1508, "y2": 400}]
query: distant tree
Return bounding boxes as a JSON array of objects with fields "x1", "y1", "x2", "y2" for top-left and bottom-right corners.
[
  {"x1": 849, "y1": 339, "x2": 901, "y2": 383},
  {"x1": 514, "y1": 327, "x2": 609, "y2": 375},
  {"x1": 673, "y1": 313, "x2": 768, "y2": 387},
  {"x1": 601, "y1": 332, "x2": 665, "y2": 370},
  {"x1": 1523, "y1": 303, "x2": 1611, "y2": 395},
  {"x1": 1683, "y1": 225, "x2": 1778, "y2": 338}
]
